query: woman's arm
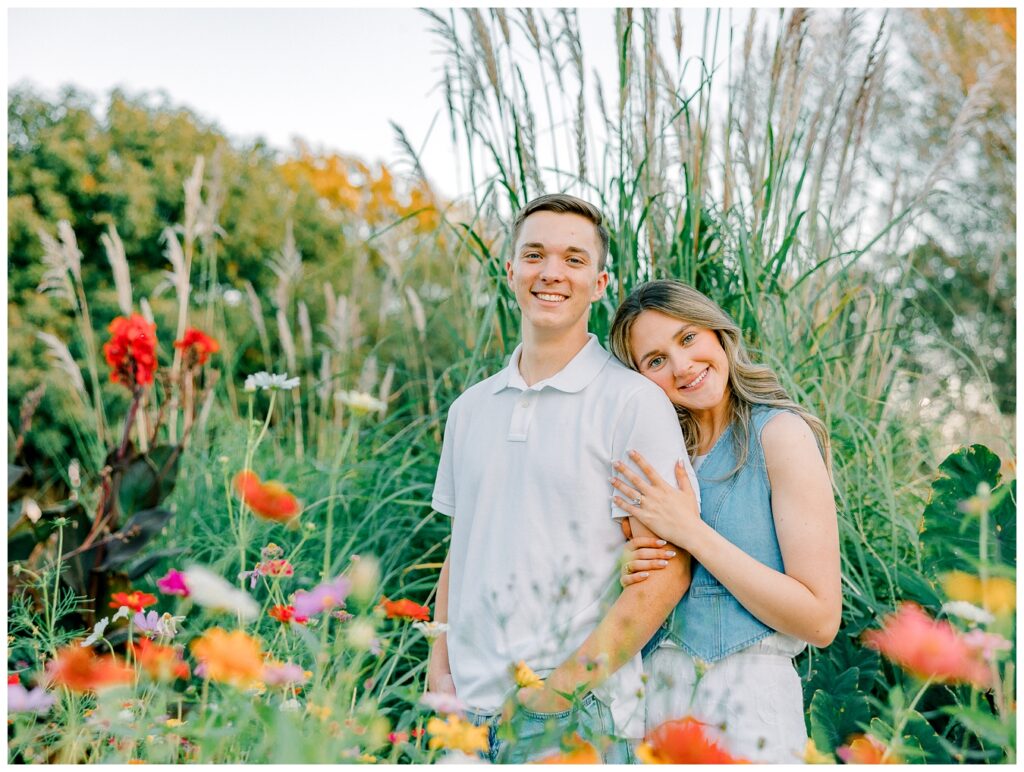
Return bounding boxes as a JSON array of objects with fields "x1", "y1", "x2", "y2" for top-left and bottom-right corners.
[{"x1": 613, "y1": 413, "x2": 841, "y2": 647}]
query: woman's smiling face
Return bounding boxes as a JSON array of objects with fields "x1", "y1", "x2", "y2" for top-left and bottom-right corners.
[{"x1": 629, "y1": 309, "x2": 730, "y2": 414}]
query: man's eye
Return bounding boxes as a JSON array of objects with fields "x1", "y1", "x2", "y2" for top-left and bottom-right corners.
[
  {"x1": 567, "y1": 256, "x2": 584, "y2": 265},
  {"x1": 523, "y1": 252, "x2": 541, "y2": 260}
]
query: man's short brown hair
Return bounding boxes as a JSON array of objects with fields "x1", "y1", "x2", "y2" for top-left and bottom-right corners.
[{"x1": 510, "y1": 193, "x2": 610, "y2": 270}]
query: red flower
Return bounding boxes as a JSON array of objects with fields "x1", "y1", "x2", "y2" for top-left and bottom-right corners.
[
  {"x1": 109, "y1": 590, "x2": 158, "y2": 613},
  {"x1": 103, "y1": 314, "x2": 158, "y2": 388},
  {"x1": 862, "y1": 602, "x2": 991, "y2": 688},
  {"x1": 269, "y1": 604, "x2": 308, "y2": 624},
  {"x1": 637, "y1": 717, "x2": 749, "y2": 764},
  {"x1": 411, "y1": 728, "x2": 426, "y2": 739},
  {"x1": 8, "y1": 674, "x2": 20, "y2": 685},
  {"x1": 233, "y1": 470, "x2": 301, "y2": 523},
  {"x1": 836, "y1": 734, "x2": 901, "y2": 764},
  {"x1": 45, "y1": 646, "x2": 134, "y2": 693},
  {"x1": 131, "y1": 639, "x2": 190, "y2": 681},
  {"x1": 174, "y1": 327, "x2": 219, "y2": 367},
  {"x1": 380, "y1": 597, "x2": 431, "y2": 622}
]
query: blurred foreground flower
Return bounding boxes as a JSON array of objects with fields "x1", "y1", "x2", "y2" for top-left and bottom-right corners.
[
  {"x1": 103, "y1": 313, "x2": 158, "y2": 388},
  {"x1": 262, "y1": 662, "x2": 308, "y2": 686},
  {"x1": 962, "y1": 629, "x2": 1013, "y2": 661},
  {"x1": 109, "y1": 590, "x2": 158, "y2": 613},
  {"x1": 941, "y1": 600, "x2": 995, "y2": 626},
  {"x1": 131, "y1": 639, "x2": 189, "y2": 681},
  {"x1": 802, "y1": 738, "x2": 835, "y2": 764},
  {"x1": 8, "y1": 683, "x2": 57, "y2": 714},
  {"x1": 413, "y1": 621, "x2": 449, "y2": 642},
  {"x1": 347, "y1": 554, "x2": 381, "y2": 604},
  {"x1": 191, "y1": 628, "x2": 264, "y2": 687},
  {"x1": 862, "y1": 603, "x2": 990, "y2": 688},
  {"x1": 532, "y1": 733, "x2": 600, "y2": 764},
  {"x1": 269, "y1": 604, "x2": 308, "y2": 624},
  {"x1": 512, "y1": 661, "x2": 543, "y2": 689},
  {"x1": 836, "y1": 734, "x2": 900, "y2": 764},
  {"x1": 294, "y1": 575, "x2": 351, "y2": 618},
  {"x1": 234, "y1": 470, "x2": 301, "y2": 523},
  {"x1": 174, "y1": 327, "x2": 219, "y2": 366},
  {"x1": 942, "y1": 571, "x2": 1016, "y2": 616},
  {"x1": 45, "y1": 646, "x2": 134, "y2": 692},
  {"x1": 421, "y1": 691, "x2": 466, "y2": 715},
  {"x1": 637, "y1": 716, "x2": 748, "y2": 764},
  {"x1": 182, "y1": 565, "x2": 259, "y2": 621},
  {"x1": 156, "y1": 569, "x2": 191, "y2": 597},
  {"x1": 244, "y1": 371, "x2": 300, "y2": 392},
  {"x1": 380, "y1": 597, "x2": 431, "y2": 621},
  {"x1": 427, "y1": 714, "x2": 489, "y2": 755},
  {"x1": 335, "y1": 390, "x2": 386, "y2": 415}
]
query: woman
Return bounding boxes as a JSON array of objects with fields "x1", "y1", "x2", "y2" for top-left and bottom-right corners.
[{"x1": 607, "y1": 280, "x2": 840, "y2": 763}]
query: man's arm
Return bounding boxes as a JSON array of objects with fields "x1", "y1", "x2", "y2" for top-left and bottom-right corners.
[
  {"x1": 519, "y1": 517, "x2": 691, "y2": 711},
  {"x1": 426, "y1": 552, "x2": 456, "y2": 694}
]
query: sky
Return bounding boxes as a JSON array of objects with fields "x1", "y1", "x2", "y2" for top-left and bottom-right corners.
[{"x1": 8, "y1": 7, "x2": 635, "y2": 199}]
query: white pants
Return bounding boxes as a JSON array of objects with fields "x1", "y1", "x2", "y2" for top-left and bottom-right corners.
[{"x1": 644, "y1": 633, "x2": 808, "y2": 764}]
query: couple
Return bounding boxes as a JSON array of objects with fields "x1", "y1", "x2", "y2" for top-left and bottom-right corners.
[{"x1": 429, "y1": 194, "x2": 840, "y2": 763}]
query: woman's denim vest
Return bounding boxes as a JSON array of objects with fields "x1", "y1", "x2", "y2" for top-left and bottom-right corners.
[{"x1": 643, "y1": 405, "x2": 788, "y2": 663}]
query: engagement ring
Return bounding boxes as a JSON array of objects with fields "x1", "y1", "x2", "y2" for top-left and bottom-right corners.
[{"x1": 631, "y1": 495, "x2": 643, "y2": 507}]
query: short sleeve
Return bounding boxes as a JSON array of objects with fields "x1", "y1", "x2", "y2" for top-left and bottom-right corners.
[
  {"x1": 431, "y1": 399, "x2": 458, "y2": 517},
  {"x1": 610, "y1": 382, "x2": 701, "y2": 519}
]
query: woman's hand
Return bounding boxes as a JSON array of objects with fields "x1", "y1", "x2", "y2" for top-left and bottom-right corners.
[
  {"x1": 620, "y1": 536, "x2": 678, "y2": 587},
  {"x1": 611, "y1": 449, "x2": 702, "y2": 550}
]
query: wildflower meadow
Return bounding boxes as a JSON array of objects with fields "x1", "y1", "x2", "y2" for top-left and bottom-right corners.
[{"x1": 7, "y1": 8, "x2": 1016, "y2": 765}]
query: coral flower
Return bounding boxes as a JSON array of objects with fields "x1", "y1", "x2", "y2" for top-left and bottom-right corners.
[
  {"x1": 269, "y1": 604, "x2": 308, "y2": 624},
  {"x1": 173, "y1": 327, "x2": 219, "y2": 366},
  {"x1": 190, "y1": 628, "x2": 264, "y2": 687},
  {"x1": 103, "y1": 313, "x2": 158, "y2": 388},
  {"x1": 426, "y1": 714, "x2": 490, "y2": 755},
  {"x1": 156, "y1": 568, "x2": 190, "y2": 598},
  {"x1": 44, "y1": 646, "x2": 134, "y2": 692},
  {"x1": 233, "y1": 470, "x2": 301, "y2": 522},
  {"x1": 532, "y1": 734, "x2": 600, "y2": 764},
  {"x1": 637, "y1": 717, "x2": 749, "y2": 764},
  {"x1": 862, "y1": 603, "x2": 991, "y2": 688},
  {"x1": 380, "y1": 597, "x2": 431, "y2": 622},
  {"x1": 836, "y1": 734, "x2": 901, "y2": 764},
  {"x1": 109, "y1": 590, "x2": 158, "y2": 613},
  {"x1": 131, "y1": 639, "x2": 190, "y2": 681}
]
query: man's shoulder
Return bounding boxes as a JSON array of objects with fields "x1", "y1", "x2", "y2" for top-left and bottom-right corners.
[
  {"x1": 447, "y1": 368, "x2": 507, "y2": 412},
  {"x1": 594, "y1": 354, "x2": 670, "y2": 399}
]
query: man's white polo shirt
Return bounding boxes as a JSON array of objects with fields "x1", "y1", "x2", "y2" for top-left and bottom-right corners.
[{"x1": 432, "y1": 334, "x2": 698, "y2": 739}]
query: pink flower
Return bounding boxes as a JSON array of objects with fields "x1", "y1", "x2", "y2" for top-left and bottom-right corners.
[
  {"x1": 863, "y1": 603, "x2": 991, "y2": 688},
  {"x1": 420, "y1": 691, "x2": 466, "y2": 715},
  {"x1": 8, "y1": 683, "x2": 57, "y2": 714},
  {"x1": 963, "y1": 630, "x2": 1012, "y2": 661},
  {"x1": 156, "y1": 569, "x2": 190, "y2": 598},
  {"x1": 293, "y1": 575, "x2": 351, "y2": 619},
  {"x1": 262, "y1": 662, "x2": 308, "y2": 686}
]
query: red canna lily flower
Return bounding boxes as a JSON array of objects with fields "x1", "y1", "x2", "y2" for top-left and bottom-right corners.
[
  {"x1": 637, "y1": 716, "x2": 749, "y2": 764},
  {"x1": 862, "y1": 602, "x2": 991, "y2": 688},
  {"x1": 836, "y1": 734, "x2": 901, "y2": 764},
  {"x1": 45, "y1": 646, "x2": 134, "y2": 692},
  {"x1": 103, "y1": 313, "x2": 158, "y2": 389},
  {"x1": 131, "y1": 639, "x2": 190, "y2": 681},
  {"x1": 268, "y1": 604, "x2": 308, "y2": 624},
  {"x1": 174, "y1": 327, "x2": 220, "y2": 367},
  {"x1": 380, "y1": 597, "x2": 431, "y2": 622},
  {"x1": 233, "y1": 470, "x2": 301, "y2": 523},
  {"x1": 109, "y1": 590, "x2": 158, "y2": 613}
]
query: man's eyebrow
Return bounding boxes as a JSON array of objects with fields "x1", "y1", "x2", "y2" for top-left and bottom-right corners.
[{"x1": 518, "y1": 242, "x2": 591, "y2": 257}]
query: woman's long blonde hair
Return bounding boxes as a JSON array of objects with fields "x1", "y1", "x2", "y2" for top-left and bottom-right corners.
[{"x1": 609, "y1": 280, "x2": 831, "y2": 477}]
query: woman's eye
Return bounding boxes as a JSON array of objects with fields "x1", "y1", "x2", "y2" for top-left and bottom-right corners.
[
  {"x1": 682, "y1": 333, "x2": 696, "y2": 344},
  {"x1": 648, "y1": 356, "x2": 665, "y2": 369}
]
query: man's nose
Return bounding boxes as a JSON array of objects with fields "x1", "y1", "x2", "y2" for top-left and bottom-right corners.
[{"x1": 538, "y1": 257, "x2": 565, "y2": 281}]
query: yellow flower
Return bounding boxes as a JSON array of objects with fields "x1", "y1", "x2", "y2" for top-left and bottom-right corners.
[
  {"x1": 942, "y1": 571, "x2": 982, "y2": 603},
  {"x1": 512, "y1": 660, "x2": 543, "y2": 689},
  {"x1": 164, "y1": 718, "x2": 185, "y2": 728},
  {"x1": 357, "y1": 753, "x2": 377, "y2": 763},
  {"x1": 803, "y1": 738, "x2": 835, "y2": 764},
  {"x1": 942, "y1": 572, "x2": 1016, "y2": 616},
  {"x1": 426, "y1": 715, "x2": 489, "y2": 755},
  {"x1": 307, "y1": 704, "x2": 333, "y2": 721}
]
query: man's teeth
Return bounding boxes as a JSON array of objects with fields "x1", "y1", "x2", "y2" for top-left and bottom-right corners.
[
  {"x1": 683, "y1": 368, "x2": 709, "y2": 389},
  {"x1": 535, "y1": 293, "x2": 566, "y2": 302}
]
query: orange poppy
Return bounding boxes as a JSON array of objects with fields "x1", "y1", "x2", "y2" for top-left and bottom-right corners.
[
  {"x1": 45, "y1": 646, "x2": 134, "y2": 692},
  {"x1": 110, "y1": 590, "x2": 158, "y2": 612},
  {"x1": 233, "y1": 470, "x2": 300, "y2": 522},
  {"x1": 380, "y1": 597, "x2": 431, "y2": 622},
  {"x1": 131, "y1": 639, "x2": 190, "y2": 681},
  {"x1": 190, "y1": 628, "x2": 264, "y2": 687},
  {"x1": 637, "y1": 717, "x2": 749, "y2": 764}
]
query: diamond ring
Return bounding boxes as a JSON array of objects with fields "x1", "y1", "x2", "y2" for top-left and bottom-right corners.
[{"x1": 631, "y1": 495, "x2": 643, "y2": 507}]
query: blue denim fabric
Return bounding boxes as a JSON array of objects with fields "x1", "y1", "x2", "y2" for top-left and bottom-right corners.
[
  {"x1": 465, "y1": 693, "x2": 635, "y2": 764},
  {"x1": 656, "y1": 406, "x2": 795, "y2": 662}
]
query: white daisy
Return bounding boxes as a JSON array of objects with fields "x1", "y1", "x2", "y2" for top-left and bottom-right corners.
[
  {"x1": 334, "y1": 390, "x2": 387, "y2": 415},
  {"x1": 941, "y1": 600, "x2": 995, "y2": 625},
  {"x1": 244, "y1": 371, "x2": 300, "y2": 392},
  {"x1": 182, "y1": 565, "x2": 259, "y2": 621}
]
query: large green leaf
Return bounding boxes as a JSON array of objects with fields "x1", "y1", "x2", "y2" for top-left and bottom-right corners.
[
  {"x1": 920, "y1": 444, "x2": 1016, "y2": 575},
  {"x1": 808, "y1": 667, "x2": 871, "y2": 753},
  {"x1": 93, "y1": 507, "x2": 175, "y2": 571},
  {"x1": 803, "y1": 632, "x2": 881, "y2": 704},
  {"x1": 117, "y1": 445, "x2": 180, "y2": 518}
]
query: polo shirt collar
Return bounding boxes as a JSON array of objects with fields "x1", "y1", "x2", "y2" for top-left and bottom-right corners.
[{"x1": 491, "y1": 334, "x2": 610, "y2": 394}]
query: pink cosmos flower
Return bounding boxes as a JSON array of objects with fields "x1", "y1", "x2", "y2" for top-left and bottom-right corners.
[
  {"x1": 8, "y1": 683, "x2": 57, "y2": 714},
  {"x1": 420, "y1": 691, "x2": 466, "y2": 715},
  {"x1": 293, "y1": 575, "x2": 351, "y2": 619},
  {"x1": 262, "y1": 662, "x2": 308, "y2": 686},
  {"x1": 156, "y1": 569, "x2": 190, "y2": 598},
  {"x1": 962, "y1": 630, "x2": 1012, "y2": 661}
]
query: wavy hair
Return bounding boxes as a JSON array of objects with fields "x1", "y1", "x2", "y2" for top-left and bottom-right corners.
[{"x1": 609, "y1": 280, "x2": 831, "y2": 478}]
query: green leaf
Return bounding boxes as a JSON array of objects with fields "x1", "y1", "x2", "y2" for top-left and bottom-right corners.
[
  {"x1": 921, "y1": 445, "x2": 1015, "y2": 575},
  {"x1": 803, "y1": 633, "x2": 881, "y2": 701},
  {"x1": 117, "y1": 445, "x2": 180, "y2": 518},
  {"x1": 808, "y1": 670, "x2": 871, "y2": 754},
  {"x1": 124, "y1": 546, "x2": 189, "y2": 580},
  {"x1": 941, "y1": 704, "x2": 1013, "y2": 747},
  {"x1": 93, "y1": 507, "x2": 174, "y2": 571},
  {"x1": 903, "y1": 709, "x2": 952, "y2": 764}
]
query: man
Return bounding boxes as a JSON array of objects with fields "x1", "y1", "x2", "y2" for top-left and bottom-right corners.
[{"x1": 429, "y1": 193, "x2": 698, "y2": 762}]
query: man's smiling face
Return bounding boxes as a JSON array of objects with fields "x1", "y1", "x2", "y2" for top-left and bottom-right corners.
[{"x1": 505, "y1": 210, "x2": 609, "y2": 338}]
